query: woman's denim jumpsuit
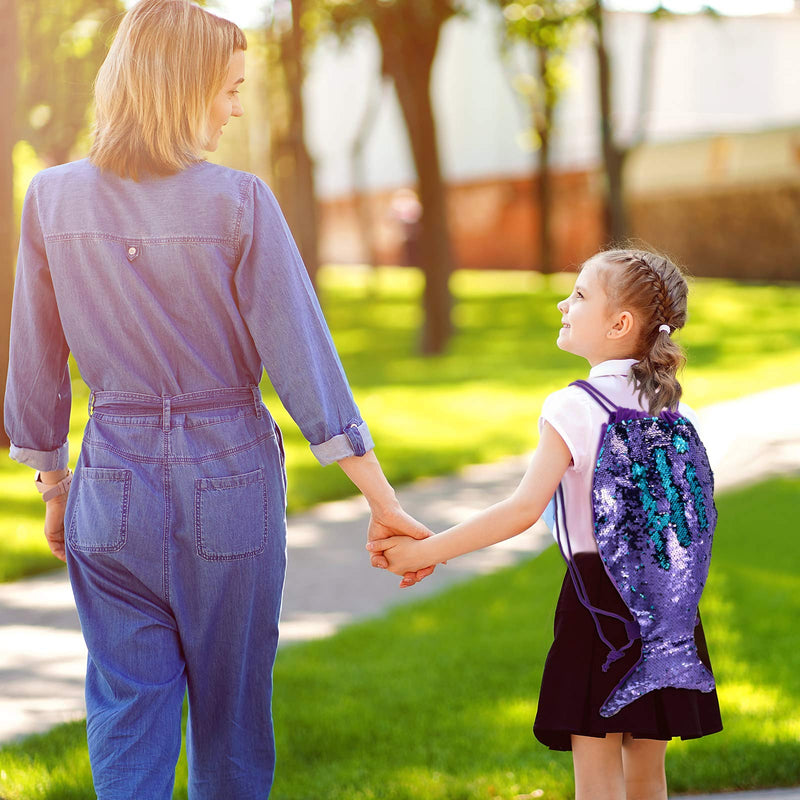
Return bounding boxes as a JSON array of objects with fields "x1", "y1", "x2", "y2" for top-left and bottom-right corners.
[{"x1": 4, "y1": 158, "x2": 374, "y2": 799}]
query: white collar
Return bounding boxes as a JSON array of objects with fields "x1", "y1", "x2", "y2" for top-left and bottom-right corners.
[{"x1": 588, "y1": 358, "x2": 638, "y2": 378}]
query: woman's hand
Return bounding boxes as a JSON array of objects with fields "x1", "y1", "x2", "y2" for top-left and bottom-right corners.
[
  {"x1": 44, "y1": 496, "x2": 68, "y2": 562},
  {"x1": 335, "y1": 451, "x2": 437, "y2": 587}
]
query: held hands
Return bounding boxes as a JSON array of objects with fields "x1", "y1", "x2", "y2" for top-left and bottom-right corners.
[
  {"x1": 367, "y1": 535, "x2": 436, "y2": 579},
  {"x1": 367, "y1": 502, "x2": 438, "y2": 588}
]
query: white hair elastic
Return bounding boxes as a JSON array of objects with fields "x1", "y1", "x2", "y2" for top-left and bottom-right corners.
[{"x1": 658, "y1": 324, "x2": 671, "y2": 334}]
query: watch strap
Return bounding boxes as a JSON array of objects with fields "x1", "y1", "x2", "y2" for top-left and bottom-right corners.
[{"x1": 34, "y1": 469, "x2": 73, "y2": 502}]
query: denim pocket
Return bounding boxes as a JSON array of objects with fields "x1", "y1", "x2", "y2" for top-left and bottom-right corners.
[
  {"x1": 68, "y1": 467, "x2": 132, "y2": 553},
  {"x1": 195, "y1": 468, "x2": 268, "y2": 561}
]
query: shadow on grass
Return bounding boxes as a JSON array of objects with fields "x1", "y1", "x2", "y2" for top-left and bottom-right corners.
[{"x1": 1, "y1": 478, "x2": 799, "y2": 799}]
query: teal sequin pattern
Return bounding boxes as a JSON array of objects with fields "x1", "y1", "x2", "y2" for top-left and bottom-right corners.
[
  {"x1": 590, "y1": 411, "x2": 718, "y2": 716},
  {"x1": 654, "y1": 447, "x2": 693, "y2": 548},
  {"x1": 630, "y1": 461, "x2": 671, "y2": 570},
  {"x1": 685, "y1": 462, "x2": 709, "y2": 530}
]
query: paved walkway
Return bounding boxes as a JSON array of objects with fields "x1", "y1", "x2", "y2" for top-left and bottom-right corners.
[{"x1": 1, "y1": 383, "x2": 799, "y2": 757}]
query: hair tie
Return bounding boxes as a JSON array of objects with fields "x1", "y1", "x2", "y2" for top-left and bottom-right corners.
[{"x1": 658, "y1": 324, "x2": 671, "y2": 334}]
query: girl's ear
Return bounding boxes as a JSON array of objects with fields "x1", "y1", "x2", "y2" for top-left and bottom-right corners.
[{"x1": 607, "y1": 310, "x2": 635, "y2": 340}]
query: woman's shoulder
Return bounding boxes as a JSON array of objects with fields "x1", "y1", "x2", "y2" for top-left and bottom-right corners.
[{"x1": 32, "y1": 158, "x2": 95, "y2": 188}]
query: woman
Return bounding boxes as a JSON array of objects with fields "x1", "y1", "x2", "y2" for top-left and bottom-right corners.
[{"x1": 4, "y1": 1, "x2": 430, "y2": 797}]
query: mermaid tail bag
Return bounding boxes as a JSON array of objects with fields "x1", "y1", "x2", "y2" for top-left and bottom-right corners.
[{"x1": 553, "y1": 380, "x2": 718, "y2": 718}]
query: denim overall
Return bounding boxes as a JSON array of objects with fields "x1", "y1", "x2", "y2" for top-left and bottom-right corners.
[
  {"x1": 5, "y1": 159, "x2": 372, "y2": 798},
  {"x1": 67, "y1": 386, "x2": 286, "y2": 798}
]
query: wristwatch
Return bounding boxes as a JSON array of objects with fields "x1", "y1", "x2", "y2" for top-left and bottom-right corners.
[{"x1": 34, "y1": 469, "x2": 73, "y2": 503}]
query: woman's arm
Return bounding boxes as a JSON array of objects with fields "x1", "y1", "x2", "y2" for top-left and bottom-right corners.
[
  {"x1": 5, "y1": 175, "x2": 72, "y2": 473},
  {"x1": 235, "y1": 179, "x2": 435, "y2": 582},
  {"x1": 367, "y1": 422, "x2": 572, "y2": 575}
]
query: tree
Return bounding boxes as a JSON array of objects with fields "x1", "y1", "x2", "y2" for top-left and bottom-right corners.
[
  {"x1": 588, "y1": 1, "x2": 675, "y2": 244},
  {"x1": 1, "y1": 0, "x2": 122, "y2": 445},
  {"x1": 499, "y1": 0, "x2": 589, "y2": 278},
  {"x1": 325, "y1": 0, "x2": 464, "y2": 355},
  {"x1": 17, "y1": 0, "x2": 123, "y2": 166},
  {"x1": 0, "y1": 0, "x2": 18, "y2": 448},
  {"x1": 266, "y1": 0, "x2": 322, "y2": 286}
]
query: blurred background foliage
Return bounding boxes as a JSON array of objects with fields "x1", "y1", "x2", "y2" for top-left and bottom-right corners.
[
  {"x1": 17, "y1": 0, "x2": 123, "y2": 166},
  {"x1": 2, "y1": 0, "x2": 799, "y2": 441}
]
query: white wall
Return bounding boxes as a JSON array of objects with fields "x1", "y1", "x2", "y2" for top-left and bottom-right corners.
[{"x1": 302, "y1": 7, "x2": 800, "y2": 198}]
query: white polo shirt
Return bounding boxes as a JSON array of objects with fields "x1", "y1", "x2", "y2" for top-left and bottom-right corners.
[{"x1": 539, "y1": 358, "x2": 700, "y2": 555}]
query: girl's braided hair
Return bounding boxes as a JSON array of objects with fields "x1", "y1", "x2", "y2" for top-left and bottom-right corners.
[{"x1": 594, "y1": 248, "x2": 689, "y2": 415}]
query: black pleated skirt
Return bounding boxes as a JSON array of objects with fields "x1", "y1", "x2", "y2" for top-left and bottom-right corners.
[{"x1": 533, "y1": 552, "x2": 723, "y2": 751}]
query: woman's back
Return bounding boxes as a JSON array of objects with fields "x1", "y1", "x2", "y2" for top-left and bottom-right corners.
[
  {"x1": 10, "y1": 156, "x2": 365, "y2": 464},
  {"x1": 26, "y1": 157, "x2": 266, "y2": 396}
]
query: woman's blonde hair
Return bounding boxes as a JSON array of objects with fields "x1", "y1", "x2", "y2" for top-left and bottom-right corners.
[
  {"x1": 90, "y1": 0, "x2": 246, "y2": 180},
  {"x1": 592, "y1": 248, "x2": 689, "y2": 416}
]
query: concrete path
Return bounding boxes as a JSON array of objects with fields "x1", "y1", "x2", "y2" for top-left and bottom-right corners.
[
  {"x1": 674, "y1": 790, "x2": 800, "y2": 800},
  {"x1": 1, "y1": 383, "x2": 799, "y2": 747}
]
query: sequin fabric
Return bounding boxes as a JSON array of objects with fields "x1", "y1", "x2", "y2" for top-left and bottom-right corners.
[{"x1": 556, "y1": 381, "x2": 719, "y2": 718}]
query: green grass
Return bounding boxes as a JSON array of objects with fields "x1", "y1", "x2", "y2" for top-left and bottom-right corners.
[
  {"x1": 2, "y1": 266, "x2": 800, "y2": 582},
  {"x1": 1, "y1": 477, "x2": 799, "y2": 798}
]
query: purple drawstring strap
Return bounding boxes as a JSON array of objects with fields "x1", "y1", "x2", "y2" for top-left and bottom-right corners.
[
  {"x1": 553, "y1": 485, "x2": 639, "y2": 671},
  {"x1": 553, "y1": 379, "x2": 640, "y2": 671}
]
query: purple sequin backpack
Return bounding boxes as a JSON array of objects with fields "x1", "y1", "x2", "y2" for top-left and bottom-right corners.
[{"x1": 553, "y1": 379, "x2": 718, "y2": 717}]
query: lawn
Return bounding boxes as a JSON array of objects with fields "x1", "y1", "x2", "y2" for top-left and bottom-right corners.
[
  {"x1": 1, "y1": 476, "x2": 798, "y2": 799},
  {"x1": 2, "y1": 266, "x2": 800, "y2": 582}
]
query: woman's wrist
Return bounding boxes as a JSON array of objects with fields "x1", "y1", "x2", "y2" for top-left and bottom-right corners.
[
  {"x1": 366, "y1": 485, "x2": 400, "y2": 515},
  {"x1": 337, "y1": 451, "x2": 399, "y2": 515},
  {"x1": 39, "y1": 468, "x2": 71, "y2": 485}
]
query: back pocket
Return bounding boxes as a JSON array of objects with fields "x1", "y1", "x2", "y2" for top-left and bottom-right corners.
[
  {"x1": 68, "y1": 467, "x2": 132, "y2": 553},
  {"x1": 195, "y1": 468, "x2": 268, "y2": 561}
]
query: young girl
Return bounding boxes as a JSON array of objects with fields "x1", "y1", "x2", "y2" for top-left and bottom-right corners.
[{"x1": 368, "y1": 249, "x2": 722, "y2": 800}]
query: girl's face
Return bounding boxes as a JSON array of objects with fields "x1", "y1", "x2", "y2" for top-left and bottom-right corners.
[
  {"x1": 556, "y1": 258, "x2": 624, "y2": 366},
  {"x1": 206, "y1": 49, "x2": 245, "y2": 152}
]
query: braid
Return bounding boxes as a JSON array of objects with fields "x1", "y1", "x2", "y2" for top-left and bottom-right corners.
[{"x1": 595, "y1": 249, "x2": 689, "y2": 415}]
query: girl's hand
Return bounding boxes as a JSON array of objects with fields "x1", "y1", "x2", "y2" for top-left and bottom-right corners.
[
  {"x1": 367, "y1": 535, "x2": 437, "y2": 579},
  {"x1": 44, "y1": 496, "x2": 68, "y2": 562},
  {"x1": 367, "y1": 502, "x2": 436, "y2": 587}
]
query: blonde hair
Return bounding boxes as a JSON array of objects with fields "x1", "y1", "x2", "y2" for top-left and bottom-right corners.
[
  {"x1": 90, "y1": 0, "x2": 246, "y2": 180},
  {"x1": 592, "y1": 249, "x2": 689, "y2": 416}
]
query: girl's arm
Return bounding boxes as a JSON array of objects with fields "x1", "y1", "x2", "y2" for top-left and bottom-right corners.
[{"x1": 367, "y1": 422, "x2": 572, "y2": 576}]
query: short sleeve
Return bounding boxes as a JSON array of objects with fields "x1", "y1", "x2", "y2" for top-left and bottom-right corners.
[
  {"x1": 679, "y1": 402, "x2": 700, "y2": 432},
  {"x1": 538, "y1": 387, "x2": 595, "y2": 473}
]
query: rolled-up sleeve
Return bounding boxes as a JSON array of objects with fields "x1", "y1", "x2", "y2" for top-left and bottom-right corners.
[
  {"x1": 4, "y1": 175, "x2": 72, "y2": 471},
  {"x1": 234, "y1": 177, "x2": 373, "y2": 466}
]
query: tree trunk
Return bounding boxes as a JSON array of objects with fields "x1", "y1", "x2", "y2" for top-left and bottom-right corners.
[
  {"x1": 535, "y1": 44, "x2": 554, "y2": 278},
  {"x1": 591, "y1": 1, "x2": 628, "y2": 244},
  {"x1": 0, "y1": 0, "x2": 18, "y2": 448},
  {"x1": 281, "y1": 0, "x2": 320, "y2": 286},
  {"x1": 377, "y1": 22, "x2": 453, "y2": 355}
]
